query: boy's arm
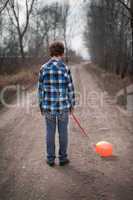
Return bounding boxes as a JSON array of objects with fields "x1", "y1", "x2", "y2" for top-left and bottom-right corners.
[
  {"x1": 37, "y1": 67, "x2": 44, "y2": 114},
  {"x1": 67, "y1": 67, "x2": 76, "y2": 111}
]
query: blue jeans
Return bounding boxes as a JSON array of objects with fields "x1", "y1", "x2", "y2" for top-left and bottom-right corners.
[{"x1": 44, "y1": 111, "x2": 69, "y2": 162}]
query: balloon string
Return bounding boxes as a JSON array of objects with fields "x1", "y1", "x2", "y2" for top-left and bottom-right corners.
[{"x1": 71, "y1": 112, "x2": 89, "y2": 138}]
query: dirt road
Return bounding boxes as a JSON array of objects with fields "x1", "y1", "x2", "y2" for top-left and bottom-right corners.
[{"x1": 0, "y1": 63, "x2": 133, "y2": 200}]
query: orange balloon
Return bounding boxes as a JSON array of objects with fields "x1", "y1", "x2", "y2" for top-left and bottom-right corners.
[{"x1": 95, "y1": 141, "x2": 113, "y2": 157}]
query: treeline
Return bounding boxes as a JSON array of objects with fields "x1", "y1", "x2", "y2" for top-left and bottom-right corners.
[
  {"x1": 0, "y1": 0, "x2": 80, "y2": 74},
  {"x1": 84, "y1": 0, "x2": 133, "y2": 78}
]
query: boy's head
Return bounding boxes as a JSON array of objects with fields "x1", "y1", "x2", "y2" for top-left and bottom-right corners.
[{"x1": 49, "y1": 41, "x2": 64, "y2": 57}]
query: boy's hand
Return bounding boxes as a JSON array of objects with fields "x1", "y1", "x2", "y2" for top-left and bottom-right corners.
[
  {"x1": 69, "y1": 107, "x2": 74, "y2": 114},
  {"x1": 39, "y1": 103, "x2": 45, "y2": 115}
]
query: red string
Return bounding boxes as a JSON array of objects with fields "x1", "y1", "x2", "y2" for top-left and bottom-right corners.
[{"x1": 71, "y1": 112, "x2": 89, "y2": 138}]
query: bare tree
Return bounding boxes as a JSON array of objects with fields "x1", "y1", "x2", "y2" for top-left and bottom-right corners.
[
  {"x1": 61, "y1": 2, "x2": 70, "y2": 63},
  {"x1": 52, "y1": 2, "x2": 59, "y2": 41},
  {"x1": 7, "y1": 0, "x2": 35, "y2": 59},
  {"x1": 33, "y1": 4, "x2": 60, "y2": 56},
  {"x1": 28, "y1": 2, "x2": 66, "y2": 57}
]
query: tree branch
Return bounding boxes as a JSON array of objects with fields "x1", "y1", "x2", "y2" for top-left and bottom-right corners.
[
  {"x1": 117, "y1": 0, "x2": 131, "y2": 14},
  {"x1": 0, "y1": 0, "x2": 10, "y2": 14},
  {"x1": 22, "y1": 0, "x2": 35, "y2": 37},
  {"x1": 9, "y1": 0, "x2": 21, "y2": 37},
  {"x1": 6, "y1": 5, "x2": 17, "y2": 28}
]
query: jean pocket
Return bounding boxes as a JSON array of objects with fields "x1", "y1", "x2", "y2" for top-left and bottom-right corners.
[
  {"x1": 45, "y1": 112, "x2": 55, "y2": 121},
  {"x1": 58, "y1": 111, "x2": 69, "y2": 122}
]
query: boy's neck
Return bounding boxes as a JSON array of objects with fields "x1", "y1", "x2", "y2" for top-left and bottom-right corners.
[{"x1": 51, "y1": 56, "x2": 63, "y2": 61}]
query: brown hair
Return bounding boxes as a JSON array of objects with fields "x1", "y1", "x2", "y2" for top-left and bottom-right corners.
[{"x1": 49, "y1": 41, "x2": 64, "y2": 57}]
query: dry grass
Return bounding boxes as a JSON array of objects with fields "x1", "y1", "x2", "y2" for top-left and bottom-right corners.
[
  {"x1": 85, "y1": 63, "x2": 133, "y2": 96},
  {"x1": 0, "y1": 67, "x2": 39, "y2": 89},
  {"x1": 0, "y1": 65, "x2": 40, "y2": 109}
]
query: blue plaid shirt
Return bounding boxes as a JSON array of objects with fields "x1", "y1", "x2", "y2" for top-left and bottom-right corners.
[{"x1": 37, "y1": 58, "x2": 75, "y2": 114}]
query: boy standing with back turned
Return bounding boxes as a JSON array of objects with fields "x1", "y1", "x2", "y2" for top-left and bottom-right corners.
[{"x1": 37, "y1": 42, "x2": 75, "y2": 167}]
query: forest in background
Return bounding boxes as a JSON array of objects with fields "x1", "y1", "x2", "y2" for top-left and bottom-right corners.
[{"x1": 84, "y1": 0, "x2": 133, "y2": 78}]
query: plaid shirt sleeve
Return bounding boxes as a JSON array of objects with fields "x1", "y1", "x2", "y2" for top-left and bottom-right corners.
[
  {"x1": 66, "y1": 67, "x2": 76, "y2": 108},
  {"x1": 37, "y1": 66, "x2": 44, "y2": 107}
]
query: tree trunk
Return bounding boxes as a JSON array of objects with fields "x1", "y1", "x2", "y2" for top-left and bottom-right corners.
[
  {"x1": 46, "y1": 33, "x2": 49, "y2": 56},
  {"x1": 19, "y1": 36, "x2": 25, "y2": 60},
  {"x1": 131, "y1": 2, "x2": 133, "y2": 56},
  {"x1": 130, "y1": 0, "x2": 133, "y2": 74},
  {"x1": 63, "y1": 30, "x2": 69, "y2": 63},
  {"x1": 65, "y1": 38, "x2": 69, "y2": 63}
]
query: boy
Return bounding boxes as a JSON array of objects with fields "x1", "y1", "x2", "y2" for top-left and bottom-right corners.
[{"x1": 37, "y1": 42, "x2": 75, "y2": 167}]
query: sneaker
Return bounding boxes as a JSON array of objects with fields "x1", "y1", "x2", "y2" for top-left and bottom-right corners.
[
  {"x1": 59, "y1": 159, "x2": 70, "y2": 166},
  {"x1": 46, "y1": 160, "x2": 55, "y2": 167}
]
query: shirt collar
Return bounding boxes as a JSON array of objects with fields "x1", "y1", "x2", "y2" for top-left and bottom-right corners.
[{"x1": 51, "y1": 57, "x2": 62, "y2": 62}]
